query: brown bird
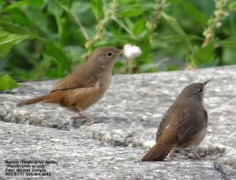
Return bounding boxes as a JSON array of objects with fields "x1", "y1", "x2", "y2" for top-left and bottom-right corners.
[
  {"x1": 17, "y1": 46, "x2": 122, "y2": 124},
  {"x1": 141, "y1": 80, "x2": 211, "y2": 161}
]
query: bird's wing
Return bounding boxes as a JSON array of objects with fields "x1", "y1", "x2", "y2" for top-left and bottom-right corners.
[
  {"x1": 177, "y1": 109, "x2": 208, "y2": 145},
  {"x1": 53, "y1": 80, "x2": 101, "y2": 108},
  {"x1": 51, "y1": 66, "x2": 98, "y2": 92}
]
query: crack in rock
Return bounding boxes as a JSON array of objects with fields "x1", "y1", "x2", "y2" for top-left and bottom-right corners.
[{"x1": 213, "y1": 162, "x2": 230, "y2": 180}]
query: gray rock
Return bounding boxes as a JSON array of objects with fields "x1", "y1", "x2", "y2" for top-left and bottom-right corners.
[
  {"x1": 0, "y1": 122, "x2": 229, "y2": 180},
  {"x1": 0, "y1": 66, "x2": 236, "y2": 179}
]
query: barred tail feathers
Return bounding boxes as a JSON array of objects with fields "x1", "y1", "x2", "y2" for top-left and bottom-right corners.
[
  {"x1": 17, "y1": 93, "x2": 58, "y2": 106},
  {"x1": 141, "y1": 126, "x2": 177, "y2": 161}
]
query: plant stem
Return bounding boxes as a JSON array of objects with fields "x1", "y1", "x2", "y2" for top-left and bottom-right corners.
[
  {"x1": 85, "y1": 0, "x2": 119, "y2": 49},
  {"x1": 113, "y1": 18, "x2": 135, "y2": 39},
  {"x1": 147, "y1": 0, "x2": 167, "y2": 45},
  {"x1": 202, "y1": 0, "x2": 229, "y2": 47},
  {"x1": 56, "y1": 1, "x2": 89, "y2": 41}
]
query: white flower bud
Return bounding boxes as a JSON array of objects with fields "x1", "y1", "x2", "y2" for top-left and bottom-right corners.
[{"x1": 123, "y1": 44, "x2": 142, "y2": 59}]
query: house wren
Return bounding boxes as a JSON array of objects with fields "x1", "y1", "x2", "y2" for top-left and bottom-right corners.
[
  {"x1": 17, "y1": 46, "x2": 122, "y2": 124},
  {"x1": 142, "y1": 80, "x2": 211, "y2": 161}
]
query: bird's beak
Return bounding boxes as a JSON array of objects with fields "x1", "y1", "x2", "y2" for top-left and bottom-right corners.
[
  {"x1": 203, "y1": 79, "x2": 212, "y2": 86},
  {"x1": 115, "y1": 49, "x2": 123, "y2": 61},
  {"x1": 117, "y1": 49, "x2": 123, "y2": 55}
]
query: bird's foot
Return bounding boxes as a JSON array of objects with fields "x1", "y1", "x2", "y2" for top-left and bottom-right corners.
[
  {"x1": 186, "y1": 147, "x2": 201, "y2": 160},
  {"x1": 190, "y1": 151, "x2": 201, "y2": 160},
  {"x1": 70, "y1": 111, "x2": 95, "y2": 125},
  {"x1": 169, "y1": 148, "x2": 177, "y2": 157}
]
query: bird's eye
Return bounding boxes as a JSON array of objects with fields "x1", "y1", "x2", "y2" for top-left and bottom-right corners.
[
  {"x1": 106, "y1": 52, "x2": 113, "y2": 57},
  {"x1": 199, "y1": 88, "x2": 203, "y2": 92}
]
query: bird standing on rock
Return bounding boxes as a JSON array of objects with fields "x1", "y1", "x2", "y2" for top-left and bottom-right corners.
[
  {"x1": 142, "y1": 80, "x2": 211, "y2": 161},
  {"x1": 17, "y1": 46, "x2": 122, "y2": 124}
]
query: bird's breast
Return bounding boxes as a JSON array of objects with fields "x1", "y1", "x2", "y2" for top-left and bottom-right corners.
[
  {"x1": 188, "y1": 126, "x2": 208, "y2": 146},
  {"x1": 98, "y1": 72, "x2": 112, "y2": 91}
]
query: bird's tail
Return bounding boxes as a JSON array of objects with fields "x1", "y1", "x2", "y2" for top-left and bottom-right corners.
[
  {"x1": 141, "y1": 126, "x2": 177, "y2": 161},
  {"x1": 17, "y1": 94, "x2": 54, "y2": 106}
]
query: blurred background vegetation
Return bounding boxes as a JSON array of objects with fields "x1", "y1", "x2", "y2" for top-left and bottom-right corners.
[{"x1": 0, "y1": 0, "x2": 236, "y2": 90}]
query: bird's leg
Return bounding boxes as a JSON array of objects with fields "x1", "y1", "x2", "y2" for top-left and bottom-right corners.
[
  {"x1": 188, "y1": 146, "x2": 201, "y2": 160},
  {"x1": 169, "y1": 147, "x2": 177, "y2": 157},
  {"x1": 192, "y1": 149, "x2": 201, "y2": 160},
  {"x1": 70, "y1": 111, "x2": 95, "y2": 125},
  {"x1": 78, "y1": 111, "x2": 95, "y2": 125}
]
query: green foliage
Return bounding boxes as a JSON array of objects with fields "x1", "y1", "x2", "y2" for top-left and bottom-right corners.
[
  {"x1": 161, "y1": 12, "x2": 185, "y2": 36},
  {"x1": 0, "y1": 74, "x2": 19, "y2": 90},
  {"x1": 0, "y1": 0, "x2": 236, "y2": 90},
  {"x1": 0, "y1": 30, "x2": 28, "y2": 58}
]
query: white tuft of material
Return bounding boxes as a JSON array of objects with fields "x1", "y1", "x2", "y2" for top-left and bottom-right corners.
[
  {"x1": 123, "y1": 44, "x2": 141, "y2": 59},
  {"x1": 143, "y1": 140, "x2": 155, "y2": 148}
]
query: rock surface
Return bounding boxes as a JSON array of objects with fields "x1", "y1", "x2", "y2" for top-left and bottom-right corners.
[{"x1": 0, "y1": 66, "x2": 236, "y2": 179}]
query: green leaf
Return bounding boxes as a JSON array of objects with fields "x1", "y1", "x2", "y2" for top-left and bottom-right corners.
[
  {"x1": 0, "y1": 74, "x2": 19, "y2": 91},
  {"x1": 0, "y1": 30, "x2": 29, "y2": 58},
  {"x1": 119, "y1": 7, "x2": 144, "y2": 17},
  {"x1": 161, "y1": 12, "x2": 185, "y2": 36},
  {"x1": 137, "y1": 34, "x2": 151, "y2": 60},
  {"x1": 221, "y1": 37, "x2": 236, "y2": 48},
  {"x1": 132, "y1": 18, "x2": 146, "y2": 36},
  {"x1": 5, "y1": 1, "x2": 29, "y2": 10},
  {"x1": 0, "y1": 21, "x2": 34, "y2": 36},
  {"x1": 229, "y1": 1, "x2": 236, "y2": 11},
  {"x1": 5, "y1": 0, "x2": 44, "y2": 10},
  {"x1": 1, "y1": 9, "x2": 30, "y2": 26},
  {"x1": 24, "y1": 6, "x2": 49, "y2": 35},
  {"x1": 0, "y1": 0, "x2": 4, "y2": 7},
  {"x1": 89, "y1": 0, "x2": 104, "y2": 20},
  {"x1": 192, "y1": 42, "x2": 215, "y2": 65},
  {"x1": 181, "y1": 1, "x2": 207, "y2": 25},
  {"x1": 47, "y1": 0, "x2": 63, "y2": 17},
  {"x1": 45, "y1": 42, "x2": 71, "y2": 71}
]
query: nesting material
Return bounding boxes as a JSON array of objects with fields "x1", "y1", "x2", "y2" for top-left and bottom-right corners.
[{"x1": 123, "y1": 44, "x2": 142, "y2": 59}]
